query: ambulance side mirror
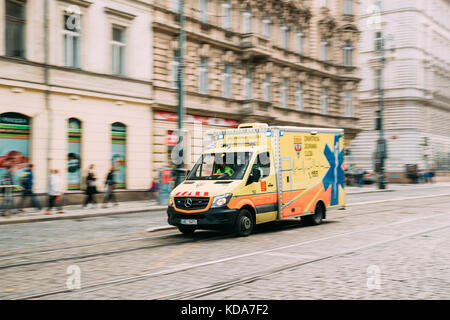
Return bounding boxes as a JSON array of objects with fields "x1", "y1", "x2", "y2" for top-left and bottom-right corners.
[{"x1": 246, "y1": 168, "x2": 261, "y2": 185}]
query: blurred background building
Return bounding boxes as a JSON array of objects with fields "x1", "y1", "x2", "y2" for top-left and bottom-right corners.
[
  {"x1": 352, "y1": 0, "x2": 450, "y2": 182},
  {"x1": 0, "y1": 0, "x2": 360, "y2": 196},
  {"x1": 152, "y1": 0, "x2": 361, "y2": 177}
]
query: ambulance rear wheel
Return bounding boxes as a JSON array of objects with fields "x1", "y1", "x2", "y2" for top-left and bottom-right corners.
[
  {"x1": 178, "y1": 226, "x2": 196, "y2": 234},
  {"x1": 234, "y1": 209, "x2": 254, "y2": 237},
  {"x1": 302, "y1": 202, "x2": 324, "y2": 226}
]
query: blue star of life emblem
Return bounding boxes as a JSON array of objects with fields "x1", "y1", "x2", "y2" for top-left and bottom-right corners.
[{"x1": 323, "y1": 134, "x2": 345, "y2": 206}]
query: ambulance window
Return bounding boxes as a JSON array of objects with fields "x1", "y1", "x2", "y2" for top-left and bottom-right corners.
[{"x1": 255, "y1": 152, "x2": 271, "y2": 178}]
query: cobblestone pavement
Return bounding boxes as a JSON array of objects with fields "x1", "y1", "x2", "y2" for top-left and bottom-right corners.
[
  {"x1": 0, "y1": 188, "x2": 448, "y2": 300},
  {"x1": 1, "y1": 183, "x2": 449, "y2": 254}
]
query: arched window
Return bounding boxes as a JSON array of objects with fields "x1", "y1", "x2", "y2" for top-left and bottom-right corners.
[
  {"x1": 243, "y1": 6, "x2": 252, "y2": 34},
  {"x1": 321, "y1": 37, "x2": 329, "y2": 61},
  {"x1": 297, "y1": 28, "x2": 304, "y2": 54},
  {"x1": 281, "y1": 24, "x2": 289, "y2": 49},
  {"x1": 0, "y1": 112, "x2": 30, "y2": 187},
  {"x1": 344, "y1": 40, "x2": 353, "y2": 66},
  {"x1": 67, "y1": 118, "x2": 82, "y2": 190},
  {"x1": 262, "y1": 16, "x2": 271, "y2": 38},
  {"x1": 111, "y1": 122, "x2": 127, "y2": 189},
  {"x1": 222, "y1": 0, "x2": 232, "y2": 30}
]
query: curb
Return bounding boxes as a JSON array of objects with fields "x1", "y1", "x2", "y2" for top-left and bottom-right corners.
[
  {"x1": 0, "y1": 206, "x2": 167, "y2": 226},
  {"x1": 347, "y1": 193, "x2": 450, "y2": 207},
  {"x1": 346, "y1": 189, "x2": 394, "y2": 195},
  {"x1": 145, "y1": 225, "x2": 176, "y2": 233}
]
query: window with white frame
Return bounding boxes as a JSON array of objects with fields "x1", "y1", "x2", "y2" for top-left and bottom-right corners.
[
  {"x1": 199, "y1": 57, "x2": 209, "y2": 94},
  {"x1": 297, "y1": 83, "x2": 304, "y2": 111},
  {"x1": 222, "y1": 0, "x2": 232, "y2": 30},
  {"x1": 63, "y1": 13, "x2": 81, "y2": 68},
  {"x1": 297, "y1": 28, "x2": 304, "y2": 54},
  {"x1": 344, "y1": 0, "x2": 353, "y2": 14},
  {"x1": 281, "y1": 24, "x2": 289, "y2": 49},
  {"x1": 171, "y1": 50, "x2": 179, "y2": 89},
  {"x1": 321, "y1": 88, "x2": 329, "y2": 114},
  {"x1": 375, "y1": 69, "x2": 382, "y2": 90},
  {"x1": 172, "y1": 0, "x2": 180, "y2": 13},
  {"x1": 321, "y1": 37, "x2": 329, "y2": 61},
  {"x1": 262, "y1": 16, "x2": 271, "y2": 38},
  {"x1": 243, "y1": 6, "x2": 252, "y2": 33},
  {"x1": 344, "y1": 40, "x2": 353, "y2": 66},
  {"x1": 263, "y1": 74, "x2": 271, "y2": 102},
  {"x1": 344, "y1": 90, "x2": 353, "y2": 117},
  {"x1": 244, "y1": 69, "x2": 253, "y2": 100},
  {"x1": 5, "y1": 0, "x2": 25, "y2": 58},
  {"x1": 281, "y1": 78, "x2": 289, "y2": 108},
  {"x1": 375, "y1": 31, "x2": 383, "y2": 51},
  {"x1": 111, "y1": 26, "x2": 126, "y2": 75},
  {"x1": 199, "y1": 0, "x2": 208, "y2": 23},
  {"x1": 223, "y1": 63, "x2": 232, "y2": 98}
]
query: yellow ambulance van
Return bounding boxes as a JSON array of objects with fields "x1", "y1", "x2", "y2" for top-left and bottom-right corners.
[{"x1": 167, "y1": 123, "x2": 345, "y2": 236}]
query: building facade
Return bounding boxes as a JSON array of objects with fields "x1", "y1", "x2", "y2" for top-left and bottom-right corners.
[
  {"x1": 352, "y1": 0, "x2": 450, "y2": 181},
  {"x1": 0, "y1": 0, "x2": 153, "y2": 193},
  {"x1": 151, "y1": 0, "x2": 361, "y2": 175},
  {"x1": 1, "y1": 0, "x2": 361, "y2": 195}
]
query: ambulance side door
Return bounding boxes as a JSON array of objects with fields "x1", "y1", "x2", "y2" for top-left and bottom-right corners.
[{"x1": 253, "y1": 152, "x2": 278, "y2": 223}]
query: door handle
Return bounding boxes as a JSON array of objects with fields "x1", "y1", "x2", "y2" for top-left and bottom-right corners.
[
  {"x1": 268, "y1": 183, "x2": 274, "y2": 187},
  {"x1": 287, "y1": 176, "x2": 290, "y2": 183}
]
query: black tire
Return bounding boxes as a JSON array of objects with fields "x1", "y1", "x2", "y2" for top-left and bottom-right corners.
[
  {"x1": 178, "y1": 226, "x2": 196, "y2": 234},
  {"x1": 234, "y1": 209, "x2": 254, "y2": 237},
  {"x1": 302, "y1": 202, "x2": 325, "y2": 226}
]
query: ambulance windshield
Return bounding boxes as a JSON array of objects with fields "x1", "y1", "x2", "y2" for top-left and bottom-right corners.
[{"x1": 187, "y1": 152, "x2": 253, "y2": 180}]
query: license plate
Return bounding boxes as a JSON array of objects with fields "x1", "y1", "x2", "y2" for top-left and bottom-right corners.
[{"x1": 180, "y1": 219, "x2": 197, "y2": 225}]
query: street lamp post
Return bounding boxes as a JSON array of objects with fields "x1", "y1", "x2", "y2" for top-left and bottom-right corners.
[
  {"x1": 174, "y1": 0, "x2": 186, "y2": 187},
  {"x1": 377, "y1": 49, "x2": 387, "y2": 190},
  {"x1": 375, "y1": 34, "x2": 395, "y2": 190}
]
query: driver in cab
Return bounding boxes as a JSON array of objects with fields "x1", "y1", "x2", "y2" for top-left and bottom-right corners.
[{"x1": 214, "y1": 155, "x2": 235, "y2": 177}]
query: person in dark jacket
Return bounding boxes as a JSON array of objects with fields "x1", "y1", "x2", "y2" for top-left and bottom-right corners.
[
  {"x1": 83, "y1": 165, "x2": 98, "y2": 209},
  {"x1": 0, "y1": 166, "x2": 16, "y2": 216},
  {"x1": 102, "y1": 168, "x2": 118, "y2": 208},
  {"x1": 17, "y1": 164, "x2": 42, "y2": 212}
]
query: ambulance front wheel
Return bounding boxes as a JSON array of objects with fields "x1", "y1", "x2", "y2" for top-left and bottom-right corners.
[
  {"x1": 178, "y1": 226, "x2": 196, "y2": 234},
  {"x1": 234, "y1": 209, "x2": 254, "y2": 237},
  {"x1": 302, "y1": 202, "x2": 325, "y2": 226}
]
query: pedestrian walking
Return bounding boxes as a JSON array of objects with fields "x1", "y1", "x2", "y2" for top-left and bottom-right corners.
[
  {"x1": 83, "y1": 165, "x2": 98, "y2": 209},
  {"x1": 0, "y1": 166, "x2": 16, "y2": 216},
  {"x1": 102, "y1": 168, "x2": 118, "y2": 208},
  {"x1": 46, "y1": 169, "x2": 65, "y2": 215},
  {"x1": 149, "y1": 180, "x2": 158, "y2": 201},
  {"x1": 356, "y1": 168, "x2": 365, "y2": 187},
  {"x1": 17, "y1": 164, "x2": 42, "y2": 212}
]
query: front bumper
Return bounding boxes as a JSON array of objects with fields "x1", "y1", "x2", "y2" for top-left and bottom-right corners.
[{"x1": 167, "y1": 206, "x2": 239, "y2": 230}]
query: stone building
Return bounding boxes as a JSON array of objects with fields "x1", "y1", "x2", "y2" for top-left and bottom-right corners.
[
  {"x1": 151, "y1": 0, "x2": 361, "y2": 174},
  {"x1": 0, "y1": 0, "x2": 153, "y2": 194},
  {"x1": 0, "y1": 0, "x2": 361, "y2": 196},
  {"x1": 352, "y1": 0, "x2": 450, "y2": 182}
]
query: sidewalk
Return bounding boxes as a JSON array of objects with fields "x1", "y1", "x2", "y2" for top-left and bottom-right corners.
[
  {"x1": 0, "y1": 200, "x2": 167, "y2": 226},
  {"x1": 346, "y1": 181, "x2": 450, "y2": 194},
  {"x1": 1, "y1": 182, "x2": 449, "y2": 226}
]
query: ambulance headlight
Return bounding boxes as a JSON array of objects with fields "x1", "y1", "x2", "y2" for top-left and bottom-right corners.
[
  {"x1": 211, "y1": 193, "x2": 232, "y2": 208},
  {"x1": 168, "y1": 195, "x2": 174, "y2": 207}
]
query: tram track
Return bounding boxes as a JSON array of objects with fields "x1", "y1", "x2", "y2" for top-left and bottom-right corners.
[
  {"x1": 158, "y1": 221, "x2": 450, "y2": 300},
  {"x1": 10, "y1": 207, "x2": 450, "y2": 300},
  {"x1": 2, "y1": 195, "x2": 449, "y2": 272}
]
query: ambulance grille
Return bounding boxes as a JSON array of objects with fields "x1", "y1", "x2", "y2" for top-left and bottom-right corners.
[{"x1": 174, "y1": 197, "x2": 210, "y2": 210}]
